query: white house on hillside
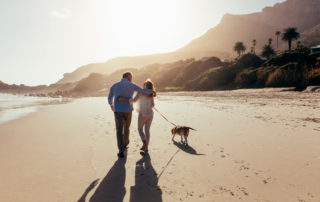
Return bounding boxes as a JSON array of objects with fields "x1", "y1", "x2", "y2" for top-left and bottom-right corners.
[{"x1": 311, "y1": 45, "x2": 320, "y2": 53}]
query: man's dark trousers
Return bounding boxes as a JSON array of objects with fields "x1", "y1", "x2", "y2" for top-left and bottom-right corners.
[{"x1": 114, "y1": 112, "x2": 132, "y2": 152}]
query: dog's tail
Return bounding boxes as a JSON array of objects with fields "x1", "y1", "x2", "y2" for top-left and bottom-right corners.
[{"x1": 187, "y1": 127, "x2": 196, "y2": 131}]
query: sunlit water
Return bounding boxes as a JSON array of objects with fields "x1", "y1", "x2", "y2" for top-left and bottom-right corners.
[{"x1": 0, "y1": 94, "x2": 68, "y2": 125}]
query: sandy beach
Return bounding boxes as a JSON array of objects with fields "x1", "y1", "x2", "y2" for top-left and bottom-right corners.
[{"x1": 0, "y1": 88, "x2": 320, "y2": 202}]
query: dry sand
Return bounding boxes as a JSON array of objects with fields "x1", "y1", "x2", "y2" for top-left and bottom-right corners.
[{"x1": 0, "y1": 87, "x2": 320, "y2": 202}]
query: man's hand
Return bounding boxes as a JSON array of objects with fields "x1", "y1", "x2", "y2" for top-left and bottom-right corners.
[
  {"x1": 110, "y1": 104, "x2": 114, "y2": 111},
  {"x1": 152, "y1": 91, "x2": 157, "y2": 97}
]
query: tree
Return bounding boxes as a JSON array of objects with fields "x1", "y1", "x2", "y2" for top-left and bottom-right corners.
[
  {"x1": 252, "y1": 39, "x2": 257, "y2": 54},
  {"x1": 275, "y1": 31, "x2": 281, "y2": 49},
  {"x1": 282, "y1": 27, "x2": 300, "y2": 50},
  {"x1": 234, "y1": 42, "x2": 246, "y2": 57},
  {"x1": 261, "y1": 45, "x2": 275, "y2": 59},
  {"x1": 295, "y1": 41, "x2": 309, "y2": 53},
  {"x1": 268, "y1": 38, "x2": 273, "y2": 45}
]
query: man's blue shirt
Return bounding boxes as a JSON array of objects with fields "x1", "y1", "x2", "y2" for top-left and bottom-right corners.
[{"x1": 108, "y1": 78, "x2": 153, "y2": 113}]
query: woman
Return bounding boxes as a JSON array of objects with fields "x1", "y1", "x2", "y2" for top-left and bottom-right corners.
[{"x1": 118, "y1": 79, "x2": 156, "y2": 152}]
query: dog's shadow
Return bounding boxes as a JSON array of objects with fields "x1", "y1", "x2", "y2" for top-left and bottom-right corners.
[{"x1": 172, "y1": 140, "x2": 205, "y2": 155}]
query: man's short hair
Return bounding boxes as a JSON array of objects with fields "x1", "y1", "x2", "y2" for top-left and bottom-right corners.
[{"x1": 122, "y1": 72, "x2": 132, "y2": 79}]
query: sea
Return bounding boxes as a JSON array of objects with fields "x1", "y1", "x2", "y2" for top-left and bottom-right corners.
[{"x1": 0, "y1": 93, "x2": 67, "y2": 125}]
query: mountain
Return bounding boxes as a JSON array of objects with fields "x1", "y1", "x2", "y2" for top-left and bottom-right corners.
[
  {"x1": 57, "y1": 50, "x2": 229, "y2": 84},
  {"x1": 179, "y1": 13, "x2": 280, "y2": 53},
  {"x1": 300, "y1": 24, "x2": 320, "y2": 47},
  {"x1": 0, "y1": 80, "x2": 48, "y2": 94},
  {"x1": 57, "y1": 0, "x2": 320, "y2": 84},
  {"x1": 180, "y1": 0, "x2": 320, "y2": 53}
]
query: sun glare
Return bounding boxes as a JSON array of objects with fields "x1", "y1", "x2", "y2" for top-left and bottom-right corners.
[{"x1": 106, "y1": 0, "x2": 181, "y2": 54}]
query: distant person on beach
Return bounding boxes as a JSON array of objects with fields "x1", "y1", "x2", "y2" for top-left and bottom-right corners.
[
  {"x1": 108, "y1": 72, "x2": 153, "y2": 158},
  {"x1": 118, "y1": 79, "x2": 156, "y2": 153}
]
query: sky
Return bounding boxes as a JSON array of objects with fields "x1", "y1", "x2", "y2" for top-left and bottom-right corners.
[{"x1": 0, "y1": 0, "x2": 285, "y2": 86}]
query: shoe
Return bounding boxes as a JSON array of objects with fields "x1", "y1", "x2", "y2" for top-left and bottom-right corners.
[{"x1": 117, "y1": 152, "x2": 124, "y2": 158}]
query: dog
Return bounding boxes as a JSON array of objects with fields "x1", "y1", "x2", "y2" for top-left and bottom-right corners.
[{"x1": 171, "y1": 126, "x2": 195, "y2": 146}]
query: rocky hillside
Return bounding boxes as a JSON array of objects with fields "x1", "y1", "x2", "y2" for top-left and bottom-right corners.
[
  {"x1": 300, "y1": 24, "x2": 320, "y2": 47},
  {"x1": 53, "y1": 0, "x2": 320, "y2": 85},
  {"x1": 180, "y1": 0, "x2": 320, "y2": 53}
]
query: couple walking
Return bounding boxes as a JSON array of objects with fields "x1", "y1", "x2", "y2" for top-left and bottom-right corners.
[{"x1": 108, "y1": 72, "x2": 156, "y2": 158}]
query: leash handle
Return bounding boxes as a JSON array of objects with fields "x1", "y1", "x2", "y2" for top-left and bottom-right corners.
[{"x1": 153, "y1": 107, "x2": 177, "y2": 127}]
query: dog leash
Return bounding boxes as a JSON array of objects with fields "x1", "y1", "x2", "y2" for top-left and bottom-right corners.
[{"x1": 153, "y1": 107, "x2": 177, "y2": 127}]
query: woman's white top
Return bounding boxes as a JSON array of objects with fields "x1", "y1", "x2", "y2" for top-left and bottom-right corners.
[{"x1": 132, "y1": 93, "x2": 154, "y2": 117}]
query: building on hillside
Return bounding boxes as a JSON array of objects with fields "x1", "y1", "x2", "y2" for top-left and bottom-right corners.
[{"x1": 311, "y1": 45, "x2": 320, "y2": 53}]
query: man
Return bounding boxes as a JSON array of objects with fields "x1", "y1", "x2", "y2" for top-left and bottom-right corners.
[{"x1": 108, "y1": 72, "x2": 153, "y2": 158}]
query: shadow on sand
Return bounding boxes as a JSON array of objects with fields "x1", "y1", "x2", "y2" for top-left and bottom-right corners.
[
  {"x1": 173, "y1": 140, "x2": 205, "y2": 155},
  {"x1": 130, "y1": 153, "x2": 162, "y2": 202},
  {"x1": 78, "y1": 179, "x2": 100, "y2": 202},
  {"x1": 81, "y1": 156, "x2": 127, "y2": 202},
  {"x1": 310, "y1": 86, "x2": 320, "y2": 92},
  {"x1": 280, "y1": 88, "x2": 295, "y2": 92}
]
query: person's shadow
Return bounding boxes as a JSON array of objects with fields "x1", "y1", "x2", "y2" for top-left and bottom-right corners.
[
  {"x1": 78, "y1": 179, "x2": 100, "y2": 202},
  {"x1": 87, "y1": 157, "x2": 127, "y2": 202},
  {"x1": 130, "y1": 153, "x2": 162, "y2": 202},
  {"x1": 173, "y1": 140, "x2": 205, "y2": 155}
]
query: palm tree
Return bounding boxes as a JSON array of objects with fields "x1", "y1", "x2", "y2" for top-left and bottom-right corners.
[
  {"x1": 275, "y1": 31, "x2": 281, "y2": 49},
  {"x1": 234, "y1": 42, "x2": 246, "y2": 57},
  {"x1": 268, "y1": 38, "x2": 272, "y2": 45},
  {"x1": 252, "y1": 39, "x2": 257, "y2": 54},
  {"x1": 261, "y1": 45, "x2": 275, "y2": 59},
  {"x1": 282, "y1": 27, "x2": 300, "y2": 50}
]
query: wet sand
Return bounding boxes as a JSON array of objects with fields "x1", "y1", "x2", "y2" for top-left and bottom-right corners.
[{"x1": 0, "y1": 87, "x2": 319, "y2": 202}]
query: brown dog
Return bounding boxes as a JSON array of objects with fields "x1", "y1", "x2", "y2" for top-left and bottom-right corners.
[{"x1": 171, "y1": 126, "x2": 195, "y2": 146}]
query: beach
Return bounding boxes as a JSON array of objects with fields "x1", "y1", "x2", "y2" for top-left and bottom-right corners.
[
  {"x1": 0, "y1": 88, "x2": 320, "y2": 202},
  {"x1": 0, "y1": 94, "x2": 68, "y2": 125}
]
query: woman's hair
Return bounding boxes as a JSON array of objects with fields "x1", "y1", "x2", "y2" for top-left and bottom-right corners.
[{"x1": 144, "y1": 79, "x2": 156, "y2": 97}]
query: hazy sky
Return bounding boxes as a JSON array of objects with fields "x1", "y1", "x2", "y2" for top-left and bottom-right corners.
[{"x1": 0, "y1": 0, "x2": 285, "y2": 86}]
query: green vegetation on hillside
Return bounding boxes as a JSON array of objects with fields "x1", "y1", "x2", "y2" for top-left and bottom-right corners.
[{"x1": 56, "y1": 48, "x2": 320, "y2": 96}]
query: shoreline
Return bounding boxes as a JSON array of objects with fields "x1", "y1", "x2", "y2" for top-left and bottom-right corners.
[
  {"x1": 0, "y1": 93, "x2": 71, "y2": 125},
  {"x1": 0, "y1": 85, "x2": 319, "y2": 99}
]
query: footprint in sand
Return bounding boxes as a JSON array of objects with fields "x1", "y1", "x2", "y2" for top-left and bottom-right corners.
[
  {"x1": 198, "y1": 194, "x2": 204, "y2": 198},
  {"x1": 239, "y1": 165, "x2": 250, "y2": 171},
  {"x1": 220, "y1": 152, "x2": 230, "y2": 158},
  {"x1": 262, "y1": 177, "x2": 276, "y2": 184},
  {"x1": 234, "y1": 160, "x2": 246, "y2": 164},
  {"x1": 236, "y1": 186, "x2": 249, "y2": 196},
  {"x1": 212, "y1": 186, "x2": 237, "y2": 197}
]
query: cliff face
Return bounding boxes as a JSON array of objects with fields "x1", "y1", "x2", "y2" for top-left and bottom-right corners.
[
  {"x1": 256, "y1": 0, "x2": 320, "y2": 31},
  {"x1": 300, "y1": 24, "x2": 320, "y2": 47},
  {"x1": 57, "y1": 0, "x2": 320, "y2": 84},
  {"x1": 180, "y1": 0, "x2": 320, "y2": 54},
  {"x1": 179, "y1": 13, "x2": 279, "y2": 53}
]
